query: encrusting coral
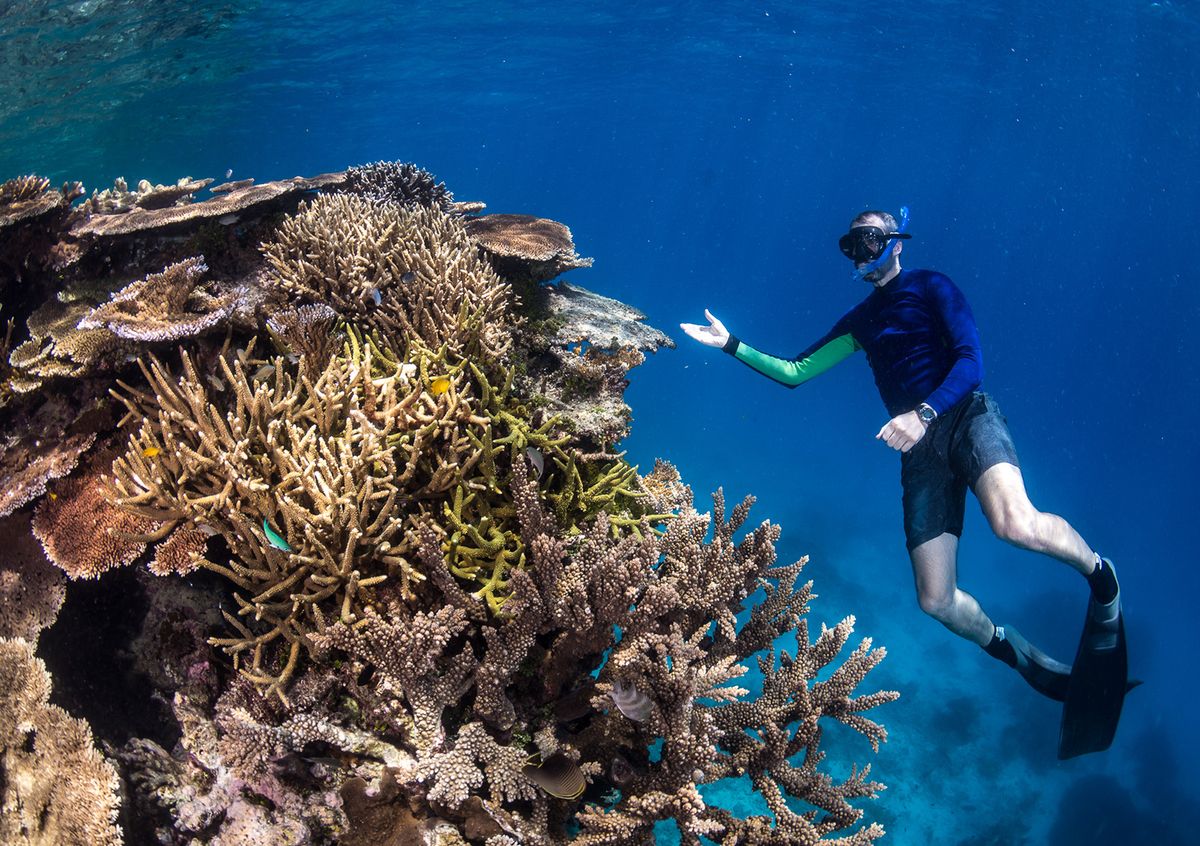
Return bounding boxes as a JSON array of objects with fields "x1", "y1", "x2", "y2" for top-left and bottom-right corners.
[{"x1": 0, "y1": 159, "x2": 901, "y2": 844}]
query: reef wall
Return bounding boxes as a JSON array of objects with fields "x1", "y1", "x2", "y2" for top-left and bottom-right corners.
[{"x1": 0, "y1": 162, "x2": 898, "y2": 845}]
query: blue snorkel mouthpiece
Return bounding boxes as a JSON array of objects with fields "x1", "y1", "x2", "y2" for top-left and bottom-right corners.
[{"x1": 850, "y1": 205, "x2": 911, "y2": 282}]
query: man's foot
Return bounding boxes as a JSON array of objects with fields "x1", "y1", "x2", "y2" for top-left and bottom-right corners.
[
  {"x1": 985, "y1": 625, "x2": 1072, "y2": 702},
  {"x1": 1086, "y1": 558, "x2": 1121, "y2": 652}
]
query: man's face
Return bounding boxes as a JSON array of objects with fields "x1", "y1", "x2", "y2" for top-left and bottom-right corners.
[{"x1": 852, "y1": 214, "x2": 901, "y2": 280}]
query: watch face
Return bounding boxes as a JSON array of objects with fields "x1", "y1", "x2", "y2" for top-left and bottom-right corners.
[{"x1": 919, "y1": 407, "x2": 935, "y2": 422}]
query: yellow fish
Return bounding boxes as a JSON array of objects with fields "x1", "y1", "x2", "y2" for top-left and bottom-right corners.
[
  {"x1": 430, "y1": 377, "x2": 451, "y2": 396},
  {"x1": 142, "y1": 446, "x2": 161, "y2": 458}
]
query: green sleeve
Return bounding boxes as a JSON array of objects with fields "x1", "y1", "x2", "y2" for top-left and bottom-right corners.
[{"x1": 730, "y1": 333, "x2": 860, "y2": 387}]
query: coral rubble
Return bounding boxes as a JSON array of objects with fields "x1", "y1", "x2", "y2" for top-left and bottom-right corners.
[{"x1": 0, "y1": 159, "x2": 899, "y2": 845}]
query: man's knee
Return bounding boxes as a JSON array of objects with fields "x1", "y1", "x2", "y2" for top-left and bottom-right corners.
[
  {"x1": 917, "y1": 589, "x2": 955, "y2": 621},
  {"x1": 989, "y1": 504, "x2": 1041, "y2": 548}
]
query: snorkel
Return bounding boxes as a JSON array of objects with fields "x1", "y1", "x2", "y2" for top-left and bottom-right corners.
[{"x1": 852, "y1": 205, "x2": 910, "y2": 282}]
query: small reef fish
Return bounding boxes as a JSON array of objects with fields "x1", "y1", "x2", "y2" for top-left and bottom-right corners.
[
  {"x1": 522, "y1": 752, "x2": 587, "y2": 800},
  {"x1": 525, "y1": 446, "x2": 545, "y2": 480},
  {"x1": 218, "y1": 213, "x2": 239, "y2": 226},
  {"x1": 225, "y1": 168, "x2": 233, "y2": 179},
  {"x1": 610, "y1": 679, "x2": 653, "y2": 722},
  {"x1": 262, "y1": 518, "x2": 293, "y2": 553},
  {"x1": 429, "y1": 377, "x2": 451, "y2": 396},
  {"x1": 142, "y1": 446, "x2": 161, "y2": 458},
  {"x1": 370, "y1": 287, "x2": 382, "y2": 306},
  {"x1": 400, "y1": 271, "x2": 416, "y2": 284}
]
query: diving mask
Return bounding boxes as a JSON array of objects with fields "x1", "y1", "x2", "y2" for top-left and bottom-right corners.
[{"x1": 839, "y1": 225, "x2": 912, "y2": 263}]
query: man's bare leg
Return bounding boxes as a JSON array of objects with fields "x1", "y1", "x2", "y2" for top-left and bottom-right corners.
[
  {"x1": 911, "y1": 528, "x2": 1073, "y2": 698},
  {"x1": 909, "y1": 532, "x2": 995, "y2": 646},
  {"x1": 972, "y1": 462, "x2": 1097, "y2": 574}
]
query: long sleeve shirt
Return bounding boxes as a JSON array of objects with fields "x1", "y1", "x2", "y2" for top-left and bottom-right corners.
[{"x1": 722, "y1": 268, "x2": 984, "y2": 417}]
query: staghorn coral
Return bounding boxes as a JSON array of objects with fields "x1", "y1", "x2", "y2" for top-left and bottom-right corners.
[
  {"x1": 265, "y1": 302, "x2": 342, "y2": 374},
  {"x1": 0, "y1": 638, "x2": 123, "y2": 845},
  {"x1": 261, "y1": 193, "x2": 514, "y2": 361}
]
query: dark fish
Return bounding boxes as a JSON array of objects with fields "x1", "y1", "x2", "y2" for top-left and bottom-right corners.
[
  {"x1": 552, "y1": 681, "x2": 595, "y2": 721},
  {"x1": 522, "y1": 752, "x2": 586, "y2": 800},
  {"x1": 525, "y1": 446, "x2": 545, "y2": 480},
  {"x1": 610, "y1": 755, "x2": 636, "y2": 785}
]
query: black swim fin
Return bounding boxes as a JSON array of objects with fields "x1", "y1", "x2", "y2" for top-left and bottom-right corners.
[
  {"x1": 1002, "y1": 625, "x2": 1072, "y2": 702},
  {"x1": 1059, "y1": 562, "x2": 1131, "y2": 759}
]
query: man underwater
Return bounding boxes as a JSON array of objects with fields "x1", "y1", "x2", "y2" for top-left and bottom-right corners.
[{"x1": 680, "y1": 209, "x2": 1122, "y2": 702}]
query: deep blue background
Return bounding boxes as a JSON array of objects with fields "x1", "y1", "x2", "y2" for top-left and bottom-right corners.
[{"x1": 3, "y1": 2, "x2": 1198, "y2": 843}]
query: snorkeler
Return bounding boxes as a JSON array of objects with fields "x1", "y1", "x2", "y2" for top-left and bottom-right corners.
[{"x1": 681, "y1": 209, "x2": 1129, "y2": 756}]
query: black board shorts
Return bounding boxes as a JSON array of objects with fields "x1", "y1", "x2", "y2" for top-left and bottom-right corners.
[{"x1": 900, "y1": 391, "x2": 1020, "y2": 551}]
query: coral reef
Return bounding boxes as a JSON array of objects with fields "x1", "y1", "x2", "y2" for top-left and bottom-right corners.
[
  {"x1": 0, "y1": 175, "x2": 83, "y2": 298},
  {"x1": 466, "y1": 214, "x2": 594, "y2": 286},
  {"x1": 78, "y1": 256, "x2": 236, "y2": 343},
  {"x1": 341, "y1": 160, "x2": 484, "y2": 214},
  {"x1": 70, "y1": 172, "x2": 347, "y2": 238},
  {"x1": 261, "y1": 192, "x2": 513, "y2": 360},
  {"x1": 0, "y1": 160, "x2": 899, "y2": 845},
  {"x1": 515, "y1": 281, "x2": 675, "y2": 449},
  {"x1": 0, "y1": 638, "x2": 123, "y2": 845},
  {"x1": 0, "y1": 513, "x2": 66, "y2": 642}
]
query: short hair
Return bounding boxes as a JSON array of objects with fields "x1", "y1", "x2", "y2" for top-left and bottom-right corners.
[{"x1": 852, "y1": 209, "x2": 897, "y2": 231}]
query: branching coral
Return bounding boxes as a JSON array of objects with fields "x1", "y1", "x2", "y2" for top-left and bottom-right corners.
[
  {"x1": 261, "y1": 193, "x2": 515, "y2": 361},
  {"x1": 0, "y1": 638, "x2": 123, "y2": 846},
  {"x1": 0, "y1": 513, "x2": 66, "y2": 641},
  {"x1": 342, "y1": 160, "x2": 461, "y2": 211}
]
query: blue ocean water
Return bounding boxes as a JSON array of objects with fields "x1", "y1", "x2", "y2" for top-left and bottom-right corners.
[{"x1": 3, "y1": 1, "x2": 1198, "y2": 843}]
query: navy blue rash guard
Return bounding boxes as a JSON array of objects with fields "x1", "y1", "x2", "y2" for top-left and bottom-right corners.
[{"x1": 722, "y1": 268, "x2": 984, "y2": 417}]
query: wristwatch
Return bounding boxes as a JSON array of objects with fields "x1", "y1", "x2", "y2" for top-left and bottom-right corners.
[{"x1": 916, "y1": 403, "x2": 937, "y2": 427}]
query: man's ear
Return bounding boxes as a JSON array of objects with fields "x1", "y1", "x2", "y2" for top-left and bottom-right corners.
[{"x1": 893, "y1": 241, "x2": 903, "y2": 257}]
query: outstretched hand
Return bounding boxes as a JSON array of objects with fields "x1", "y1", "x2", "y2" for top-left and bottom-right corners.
[
  {"x1": 680, "y1": 309, "x2": 730, "y2": 349},
  {"x1": 876, "y1": 410, "x2": 927, "y2": 453}
]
